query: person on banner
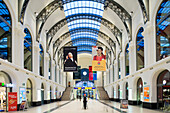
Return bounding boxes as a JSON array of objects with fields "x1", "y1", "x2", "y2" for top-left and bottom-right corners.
[
  {"x1": 64, "y1": 52, "x2": 77, "y2": 67},
  {"x1": 93, "y1": 47, "x2": 106, "y2": 61},
  {"x1": 83, "y1": 94, "x2": 87, "y2": 110}
]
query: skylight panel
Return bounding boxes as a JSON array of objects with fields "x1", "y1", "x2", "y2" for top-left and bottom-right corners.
[{"x1": 63, "y1": 0, "x2": 105, "y2": 52}]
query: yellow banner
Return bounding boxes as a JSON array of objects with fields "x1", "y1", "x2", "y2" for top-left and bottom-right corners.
[{"x1": 92, "y1": 60, "x2": 106, "y2": 71}]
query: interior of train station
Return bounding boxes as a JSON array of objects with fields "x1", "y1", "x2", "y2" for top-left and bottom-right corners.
[{"x1": 0, "y1": 0, "x2": 170, "y2": 112}]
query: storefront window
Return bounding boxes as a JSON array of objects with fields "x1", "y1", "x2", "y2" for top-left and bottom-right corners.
[
  {"x1": 24, "y1": 28, "x2": 32, "y2": 71},
  {"x1": 48, "y1": 54, "x2": 51, "y2": 80},
  {"x1": 125, "y1": 82, "x2": 128, "y2": 100},
  {"x1": 137, "y1": 78, "x2": 143, "y2": 105},
  {"x1": 39, "y1": 44, "x2": 44, "y2": 76},
  {"x1": 125, "y1": 44, "x2": 129, "y2": 76},
  {"x1": 136, "y1": 27, "x2": 144, "y2": 70},
  {"x1": 0, "y1": 1, "x2": 12, "y2": 62},
  {"x1": 26, "y1": 79, "x2": 32, "y2": 107},
  {"x1": 118, "y1": 54, "x2": 121, "y2": 79},
  {"x1": 156, "y1": 0, "x2": 170, "y2": 61},
  {"x1": 157, "y1": 70, "x2": 170, "y2": 111},
  {"x1": 0, "y1": 71, "x2": 12, "y2": 112}
]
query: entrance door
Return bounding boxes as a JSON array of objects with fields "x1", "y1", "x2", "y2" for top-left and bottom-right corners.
[
  {"x1": 26, "y1": 79, "x2": 32, "y2": 107},
  {"x1": 157, "y1": 70, "x2": 170, "y2": 110},
  {"x1": 41, "y1": 84, "x2": 44, "y2": 105},
  {"x1": 137, "y1": 78, "x2": 143, "y2": 105}
]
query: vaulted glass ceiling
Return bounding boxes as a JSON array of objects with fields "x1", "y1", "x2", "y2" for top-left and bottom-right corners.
[{"x1": 63, "y1": 0, "x2": 105, "y2": 52}]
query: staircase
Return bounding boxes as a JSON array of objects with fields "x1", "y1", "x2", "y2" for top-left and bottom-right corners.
[
  {"x1": 97, "y1": 87, "x2": 109, "y2": 100},
  {"x1": 61, "y1": 87, "x2": 73, "y2": 101}
]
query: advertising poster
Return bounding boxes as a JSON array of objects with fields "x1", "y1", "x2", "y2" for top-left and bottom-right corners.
[
  {"x1": 144, "y1": 86, "x2": 150, "y2": 102},
  {"x1": 81, "y1": 68, "x2": 89, "y2": 81},
  {"x1": 93, "y1": 71, "x2": 97, "y2": 80},
  {"x1": 63, "y1": 47, "x2": 77, "y2": 72},
  {"x1": 92, "y1": 46, "x2": 106, "y2": 71},
  {"x1": 73, "y1": 66, "x2": 81, "y2": 79},
  {"x1": 19, "y1": 87, "x2": 26, "y2": 104},
  {"x1": 8, "y1": 92, "x2": 17, "y2": 111}
]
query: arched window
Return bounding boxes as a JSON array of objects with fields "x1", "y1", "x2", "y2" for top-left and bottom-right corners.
[
  {"x1": 118, "y1": 54, "x2": 121, "y2": 79},
  {"x1": 125, "y1": 44, "x2": 129, "y2": 76},
  {"x1": 39, "y1": 44, "x2": 44, "y2": 76},
  {"x1": 0, "y1": 1, "x2": 12, "y2": 62},
  {"x1": 48, "y1": 54, "x2": 52, "y2": 80},
  {"x1": 24, "y1": 28, "x2": 32, "y2": 71},
  {"x1": 136, "y1": 27, "x2": 144, "y2": 70},
  {"x1": 156, "y1": 0, "x2": 170, "y2": 61}
]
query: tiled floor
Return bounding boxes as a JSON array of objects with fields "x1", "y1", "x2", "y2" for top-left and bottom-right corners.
[{"x1": 3, "y1": 99, "x2": 169, "y2": 113}]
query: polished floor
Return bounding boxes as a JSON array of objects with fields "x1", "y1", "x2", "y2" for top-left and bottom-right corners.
[{"x1": 4, "y1": 99, "x2": 169, "y2": 113}]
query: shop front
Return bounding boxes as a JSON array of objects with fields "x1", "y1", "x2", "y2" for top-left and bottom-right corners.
[
  {"x1": 157, "y1": 70, "x2": 170, "y2": 111},
  {"x1": 0, "y1": 71, "x2": 13, "y2": 112}
]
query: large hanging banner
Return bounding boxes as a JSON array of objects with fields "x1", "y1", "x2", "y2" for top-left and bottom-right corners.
[
  {"x1": 89, "y1": 66, "x2": 93, "y2": 81},
  {"x1": 73, "y1": 66, "x2": 81, "y2": 79},
  {"x1": 92, "y1": 46, "x2": 106, "y2": 71},
  {"x1": 81, "y1": 68, "x2": 89, "y2": 81},
  {"x1": 64, "y1": 47, "x2": 77, "y2": 72},
  {"x1": 93, "y1": 71, "x2": 97, "y2": 80},
  {"x1": 8, "y1": 92, "x2": 17, "y2": 111}
]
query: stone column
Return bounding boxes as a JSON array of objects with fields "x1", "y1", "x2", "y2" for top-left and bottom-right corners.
[
  {"x1": 13, "y1": 24, "x2": 25, "y2": 67},
  {"x1": 129, "y1": 41, "x2": 136, "y2": 74},
  {"x1": 143, "y1": 24, "x2": 156, "y2": 66},
  {"x1": 33, "y1": 42, "x2": 40, "y2": 75}
]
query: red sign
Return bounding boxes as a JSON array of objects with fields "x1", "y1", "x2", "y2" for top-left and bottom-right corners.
[
  {"x1": 89, "y1": 66, "x2": 92, "y2": 72},
  {"x1": 89, "y1": 72, "x2": 93, "y2": 81},
  {"x1": 8, "y1": 92, "x2": 17, "y2": 111}
]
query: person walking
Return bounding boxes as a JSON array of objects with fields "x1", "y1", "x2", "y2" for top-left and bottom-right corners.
[{"x1": 83, "y1": 94, "x2": 87, "y2": 110}]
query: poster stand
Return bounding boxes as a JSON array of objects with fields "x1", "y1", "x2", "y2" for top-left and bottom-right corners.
[
  {"x1": 19, "y1": 100, "x2": 28, "y2": 111},
  {"x1": 120, "y1": 99, "x2": 128, "y2": 109}
]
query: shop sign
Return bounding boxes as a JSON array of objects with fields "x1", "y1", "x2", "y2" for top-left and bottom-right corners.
[
  {"x1": 144, "y1": 86, "x2": 150, "y2": 102},
  {"x1": 8, "y1": 92, "x2": 17, "y2": 111}
]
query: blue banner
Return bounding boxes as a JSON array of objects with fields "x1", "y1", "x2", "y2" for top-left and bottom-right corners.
[
  {"x1": 81, "y1": 68, "x2": 89, "y2": 81},
  {"x1": 93, "y1": 71, "x2": 97, "y2": 80}
]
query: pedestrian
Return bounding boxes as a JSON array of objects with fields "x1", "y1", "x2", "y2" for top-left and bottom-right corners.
[
  {"x1": 80, "y1": 95, "x2": 81, "y2": 101},
  {"x1": 83, "y1": 94, "x2": 87, "y2": 110}
]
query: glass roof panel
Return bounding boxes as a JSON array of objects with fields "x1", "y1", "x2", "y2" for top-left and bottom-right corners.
[{"x1": 63, "y1": 0, "x2": 104, "y2": 52}]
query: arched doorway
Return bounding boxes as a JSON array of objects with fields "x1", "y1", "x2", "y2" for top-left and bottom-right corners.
[
  {"x1": 118, "y1": 85, "x2": 120, "y2": 102},
  {"x1": 41, "y1": 83, "x2": 44, "y2": 105},
  {"x1": 26, "y1": 79, "x2": 32, "y2": 107},
  {"x1": 0, "y1": 71, "x2": 12, "y2": 112},
  {"x1": 157, "y1": 70, "x2": 170, "y2": 110},
  {"x1": 50, "y1": 86, "x2": 52, "y2": 102},
  {"x1": 125, "y1": 82, "x2": 128, "y2": 100},
  {"x1": 125, "y1": 44, "x2": 130, "y2": 76},
  {"x1": 137, "y1": 78, "x2": 143, "y2": 105},
  {"x1": 55, "y1": 87, "x2": 58, "y2": 100}
]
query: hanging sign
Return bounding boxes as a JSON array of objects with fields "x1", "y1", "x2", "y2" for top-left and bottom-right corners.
[{"x1": 8, "y1": 92, "x2": 17, "y2": 111}]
